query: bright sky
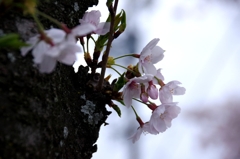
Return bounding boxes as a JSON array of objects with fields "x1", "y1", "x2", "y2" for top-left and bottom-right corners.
[{"x1": 74, "y1": 0, "x2": 240, "y2": 159}]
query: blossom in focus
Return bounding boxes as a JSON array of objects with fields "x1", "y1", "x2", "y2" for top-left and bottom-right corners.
[
  {"x1": 122, "y1": 76, "x2": 149, "y2": 107},
  {"x1": 159, "y1": 80, "x2": 186, "y2": 103},
  {"x1": 20, "y1": 24, "x2": 95, "y2": 73},
  {"x1": 79, "y1": 10, "x2": 110, "y2": 35},
  {"x1": 138, "y1": 38, "x2": 165, "y2": 75},
  {"x1": 149, "y1": 102, "x2": 181, "y2": 133}
]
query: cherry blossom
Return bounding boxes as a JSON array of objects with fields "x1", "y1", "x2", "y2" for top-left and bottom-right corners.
[
  {"x1": 149, "y1": 102, "x2": 181, "y2": 133},
  {"x1": 138, "y1": 38, "x2": 165, "y2": 75},
  {"x1": 129, "y1": 126, "x2": 144, "y2": 143},
  {"x1": 140, "y1": 92, "x2": 149, "y2": 103},
  {"x1": 122, "y1": 76, "x2": 149, "y2": 107},
  {"x1": 79, "y1": 10, "x2": 110, "y2": 35},
  {"x1": 153, "y1": 68, "x2": 164, "y2": 84},
  {"x1": 21, "y1": 24, "x2": 95, "y2": 73},
  {"x1": 159, "y1": 80, "x2": 186, "y2": 103},
  {"x1": 147, "y1": 81, "x2": 158, "y2": 100},
  {"x1": 129, "y1": 122, "x2": 158, "y2": 143}
]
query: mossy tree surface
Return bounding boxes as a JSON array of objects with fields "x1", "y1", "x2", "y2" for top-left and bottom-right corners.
[{"x1": 0, "y1": 0, "x2": 112, "y2": 159}]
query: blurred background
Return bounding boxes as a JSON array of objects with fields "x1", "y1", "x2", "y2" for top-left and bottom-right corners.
[{"x1": 73, "y1": 0, "x2": 240, "y2": 158}]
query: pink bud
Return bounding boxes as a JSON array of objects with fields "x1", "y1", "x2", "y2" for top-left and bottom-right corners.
[
  {"x1": 147, "y1": 84, "x2": 158, "y2": 100},
  {"x1": 140, "y1": 92, "x2": 149, "y2": 103}
]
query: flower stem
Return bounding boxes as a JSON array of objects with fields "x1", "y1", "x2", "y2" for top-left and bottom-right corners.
[
  {"x1": 133, "y1": 98, "x2": 146, "y2": 105},
  {"x1": 110, "y1": 66, "x2": 121, "y2": 76},
  {"x1": 87, "y1": 35, "x2": 90, "y2": 53},
  {"x1": 131, "y1": 106, "x2": 139, "y2": 118},
  {"x1": 32, "y1": 14, "x2": 44, "y2": 32},
  {"x1": 79, "y1": 37, "x2": 86, "y2": 53},
  {"x1": 112, "y1": 63, "x2": 136, "y2": 74},
  {"x1": 90, "y1": 36, "x2": 96, "y2": 44},
  {"x1": 36, "y1": 10, "x2": 62, "y2": 28},
  {"x1": 113, "y1": 54, "x2": 137, "y2": 60}
]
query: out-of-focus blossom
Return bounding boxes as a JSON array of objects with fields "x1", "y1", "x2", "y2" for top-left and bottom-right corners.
[
  {"x1": 129, "y1": 122, "x2": 158, "y2": 143},
  {"x1": 20, "y1": 24, "x2": 95, "y2": 73},
  {"x1": 129, "y1": 126, "x2": 144, "y2": 143},
  {"x1": 149, "y1": 102, "x2": 181, "y2": 132},
  {"x1": 79, "y1": 10, "x2": 110, "y2": 35},
  {"x1": 138, "y1": 38, "x2": 165, "y2": 75},
  {"x1": 159, "y1": 80, "x2": 186, "y2": 103}
]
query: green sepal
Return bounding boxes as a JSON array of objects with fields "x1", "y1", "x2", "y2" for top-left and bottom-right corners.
[
  {"x1": 112, "y1": 103, "x2": 121, "y2": 117},
  {"x1": 0, "y1": 34, "x2": 29, "y2": 50},
  {"x1": 117, "y1": 100, "x2": 125, "y2": 106},
  {"x1": 113, "y1": 72, "x2": 126, "y2": 92},
  {"x1": 119, "y1": 10, "x2": 126, "y2": 32},
  {"x1": 94, "y1": 33, "x2": 109, "y2": 52}
]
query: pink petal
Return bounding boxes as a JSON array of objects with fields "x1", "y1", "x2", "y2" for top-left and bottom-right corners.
[
  {"x1": 151, "y1": 46, "x2": 164, "y2": 64},
  {"x1": 32, "y1": 41, "x2": 49, "y2": 63},
  {"x1": 128, "y1": 128, "x2": 143, "y2": 143},
  {"x1": 141, "y1": 38, "x2": 159, "y2": 54},
  {"x1": 140, "y1": 92, "x2": 149, "y2": 103},
  {"x1": 147, "y1": 84, "x2": 158, "y2": 100},
  {"x1": 159, "y1": 88, "x2": 173, "y2": 103},
  {"x1": 71, "y1": 23, "x2": 96, "y2": 37},
  {"x1": 143, "y1": 122, "x2": 159, "y2": 135},
  {"x1": 95, "y1": 22, "x2": 110, "y2": 35},
  {"x1": 173, "y1": 87, "x2": 186, "y2": 95},
  {"x1": 153, "y1": 69, "x2": 164, "y2": 84},
  {"x1": 57, "y1": 44, "x2": 81, "y2": 65},
  {"x1": 142, "y1": 62, "x2": 157, "y2": 75},
  {"x1": 38, "y1": 56, "x2": 57, "y2": 73},
  {"x1": 20, "y1": 36, "x2": 39, "y2": 56},
  {"x1": 123, "y1": 89, "x2": 133, "y2": 108},
  {"x1": 152, "y1": 118, "x2": 166, "y2": 132},
  {"x1": 46, "y1": 28, "x2": 66, "y2": 43}
]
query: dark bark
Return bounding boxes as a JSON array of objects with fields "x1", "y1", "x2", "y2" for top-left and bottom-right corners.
[{"x1": 0, "y1": 0, "x2": 111, "y2": 159}]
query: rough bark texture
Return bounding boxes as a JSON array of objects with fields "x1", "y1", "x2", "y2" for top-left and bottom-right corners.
[{"x1": 0, "y1": 0, "x2": 111, "y2": 159}]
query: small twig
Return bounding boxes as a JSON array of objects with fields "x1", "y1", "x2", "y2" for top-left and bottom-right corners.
[{"x1": 97, "y1": 0, "x2": 119, "y2": 90}]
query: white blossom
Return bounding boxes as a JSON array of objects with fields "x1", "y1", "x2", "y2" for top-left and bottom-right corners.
[
  {"x1": 20, "y1": 24, "x2": 95, "y2": 73},
  {"x1": 159, "y1": 80, "x2": 186, "y2": 103},
  {"x1": 129, "y1": 122, "x2": 158, "y2": 143},
  {"x1": 79, "y1": 10, "x2": 110, "y2": 35},
  {"x1": 122, "y1": 76, "x2": 148, "y2": 107},
  {"x1": 138, "y1": 38, "x2": 165, "y2": 75},
  {"x1": 149, "y1": 103, "x2": 181, "y2": 133}
]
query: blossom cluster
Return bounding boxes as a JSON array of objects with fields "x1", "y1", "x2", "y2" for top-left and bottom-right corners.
[
  {"x1": 20, "y1": 8, "x2": 185, "y2": 144},
  {"x1": 21, "y1": 10, "x2": 109, "y2": 73},
  {"x1": 123, "y1": 38, "x2": 186, "y2": 143}
]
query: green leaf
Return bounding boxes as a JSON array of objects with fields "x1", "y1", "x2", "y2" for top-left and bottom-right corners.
[
  {"x1": 112, "y1": 103, "x2": 121, "y2": 117},
  {"x1": 113, "y1": 72, "x2": 126, "y2": 92},
  {"x1": 0, "y1": 33, "x2": 28, "y2": 50},
  {"x1": 119, "y1": 10, "x2": 126, "y2": 32},
  {"x1": 95, "y1": 33, "x2": 109, "y2": 52},
  {"x1": 117, "y1": 100, "x2": 125, "y2": 106}
]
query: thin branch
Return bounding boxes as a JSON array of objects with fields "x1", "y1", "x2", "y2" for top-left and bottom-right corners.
[{"x1": 97, "y1": 0, "x2": 119, "y2": 90}]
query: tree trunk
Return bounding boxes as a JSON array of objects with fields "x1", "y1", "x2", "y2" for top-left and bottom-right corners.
[{"x1": 0, "y1": 1, "x2": 111, "y2": 158}]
